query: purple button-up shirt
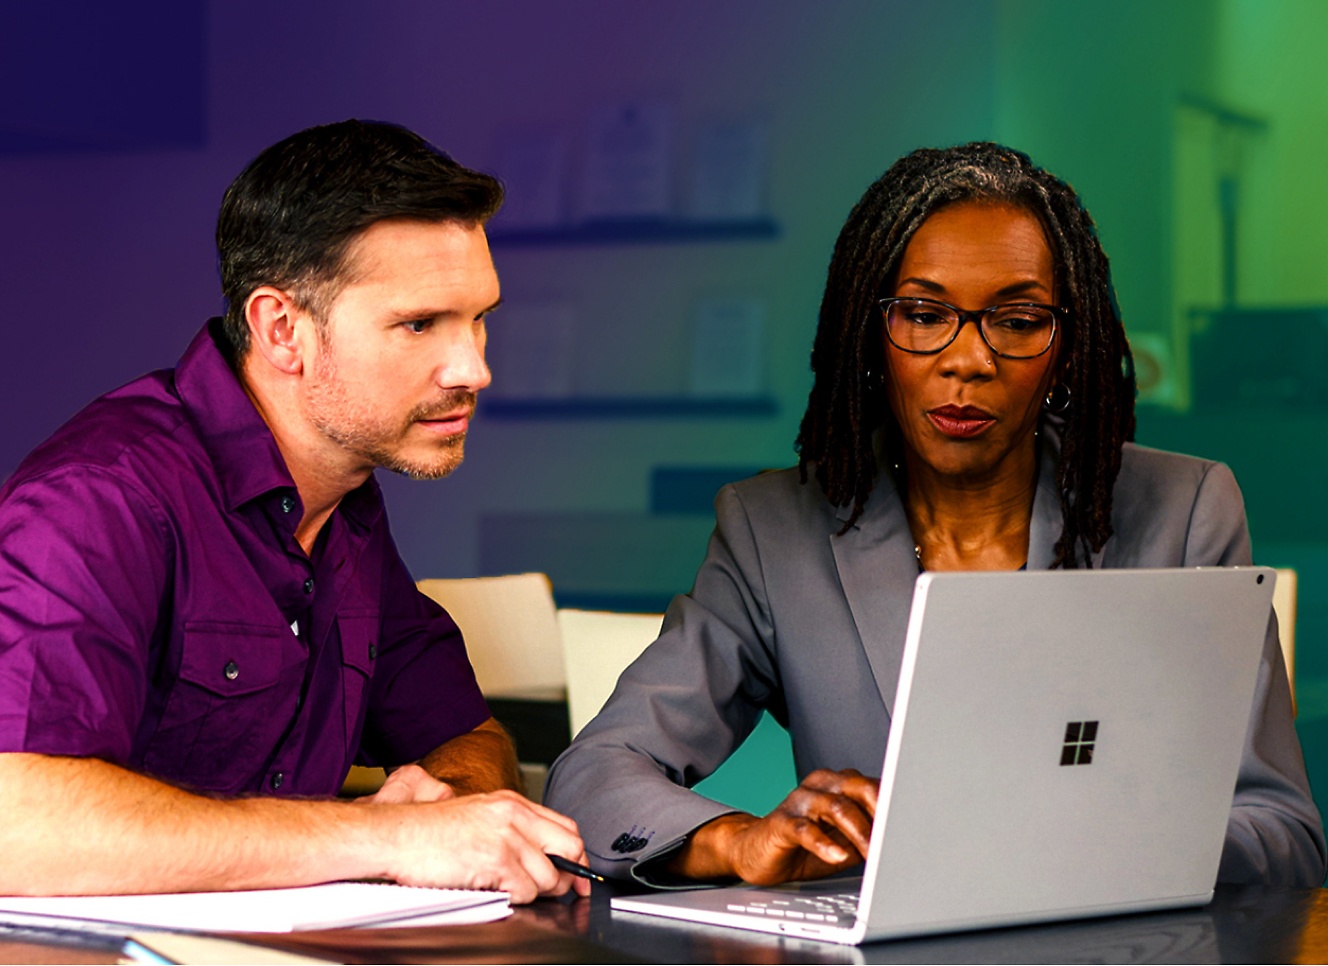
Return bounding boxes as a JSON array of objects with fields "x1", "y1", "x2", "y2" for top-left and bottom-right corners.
[{"x1": 0, "y1": 322, "x2": 490, "y2": 796}]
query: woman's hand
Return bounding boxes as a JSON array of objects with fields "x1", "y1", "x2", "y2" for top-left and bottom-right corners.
[{"x1": 665, "y1": 769, "x2": 878, "y2": 886}]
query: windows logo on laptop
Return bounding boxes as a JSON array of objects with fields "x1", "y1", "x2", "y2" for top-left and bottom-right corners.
[{"x1": 1060, "y1": 720, "x2": 1098, "y2": 766}]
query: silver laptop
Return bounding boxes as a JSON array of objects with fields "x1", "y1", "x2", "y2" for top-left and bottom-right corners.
[{"x1": 612, "y1": 567, "x2": 1275, "y2": 944}]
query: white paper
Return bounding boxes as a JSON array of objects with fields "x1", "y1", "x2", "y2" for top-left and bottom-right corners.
[
  {"x1": 490, "y1": 131, "x2": 571, "y2": 231},
  {"x1": 580, "y1": 101, "x2": 673, "y2": 221},
  {"x1": 688, "y1": 119, "x2": 769, "y2": 221},
  {"x1": 485, "y1": 301, "x2": 577, "y2": 399},
  {"x1": 689, "y1": 298, "x2": 767, "y2": 397},
  {"x1": 0, "y1": 882, "x2": 510, "y2": 935}
]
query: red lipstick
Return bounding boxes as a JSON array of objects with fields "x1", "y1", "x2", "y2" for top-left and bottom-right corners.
[{"x1": 927, "y1": 404, "x2": 995, "y2": 439}]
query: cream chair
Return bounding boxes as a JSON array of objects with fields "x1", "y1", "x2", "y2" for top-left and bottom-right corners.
[
  {"x1": 1273, "y1": 567, "x2": 1297, "y2": 714},
  {"x1": 417, "y1": 573, "x2": 566, "y2": 697},
  {"x1": 341, "y1": 573, "x2": 566, "y2": 799},
  {"x1": 558, "y1": 608, "x2": 664, "y2": 736}
]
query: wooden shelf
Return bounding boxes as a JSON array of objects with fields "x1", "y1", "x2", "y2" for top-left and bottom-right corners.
[
  {"x1": 482, "y1": 396, "x2": 778, "y2": 420},
  {"x1": 488, "y1": 218, "x2": 780, "y2": 248}
]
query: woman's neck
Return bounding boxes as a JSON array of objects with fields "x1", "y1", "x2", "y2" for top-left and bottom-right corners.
[{"x1": 901, "y1": 447, "x2": 1040, "y2": 572}]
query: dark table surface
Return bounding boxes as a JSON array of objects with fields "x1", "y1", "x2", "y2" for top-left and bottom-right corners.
[{"x1": 5, "y1": 882, "x2": 1327, "y2": 965}]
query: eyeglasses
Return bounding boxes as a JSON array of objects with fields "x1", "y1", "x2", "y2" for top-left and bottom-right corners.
[{"x1": 879, "y1": 297, "x2": 1065, "y2": 359}]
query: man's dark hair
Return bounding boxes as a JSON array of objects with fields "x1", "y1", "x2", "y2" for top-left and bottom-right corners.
[
  {"x1": 795, "y1": 142, "x2": 1136, "y2": 568},
  {"x1": 216, "y1": 119, "x2": 503, "y2": 364}
]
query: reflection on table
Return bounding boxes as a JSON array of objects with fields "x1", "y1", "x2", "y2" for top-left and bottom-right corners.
[{"x1": 1, "y1": 883, "x2": 1324, "y2": 964}]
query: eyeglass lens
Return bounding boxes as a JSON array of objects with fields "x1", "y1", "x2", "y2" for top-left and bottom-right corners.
[{"x1": 883, "y1": 298, "x2": 1056, "y2": 358}]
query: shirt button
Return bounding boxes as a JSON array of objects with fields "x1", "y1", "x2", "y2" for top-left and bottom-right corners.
[
  {"x1": 270, "y1": 772, "x2": 285, "y2": 790},
  {"x1": 303, "y1": 578, "x2": 315, "y2": 594},
  {"x1": 368, "y1": 643, "x2": 377, "y2": 660},
  {"x1": 280, "y1": 495, "x2": 296, "y2": 514},
  {"x1": 223, "y1": 660, "x2": 239, "y2": 681}
]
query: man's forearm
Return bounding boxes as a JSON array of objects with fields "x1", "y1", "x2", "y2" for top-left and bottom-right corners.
[
  {"x1": 0, "y1": 749, "x2": 587, "y2": 901},
  {"x1": 416, "y1": 717, "x2": 523, "y2": 796},
  {"x1": 0, "y1": 753, "x2": 393, "y2": 896}
]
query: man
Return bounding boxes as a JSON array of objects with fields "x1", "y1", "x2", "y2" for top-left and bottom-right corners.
[{"x1": 0, "y1": 120, "x2": 588, "y2": 903}]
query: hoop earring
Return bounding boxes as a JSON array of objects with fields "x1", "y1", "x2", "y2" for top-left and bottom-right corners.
[{"x1": 1044, "y1": 383, "x2": 1071, "y2": 414}]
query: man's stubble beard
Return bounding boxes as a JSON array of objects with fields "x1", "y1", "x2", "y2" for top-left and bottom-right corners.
[{"x1": 305, "y1": 347, "x2": 474, "y2": 481}]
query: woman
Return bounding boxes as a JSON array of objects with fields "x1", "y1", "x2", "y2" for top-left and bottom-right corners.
[{"x1": 543, "y1": 143, "x2": 1326, "y2": 888}]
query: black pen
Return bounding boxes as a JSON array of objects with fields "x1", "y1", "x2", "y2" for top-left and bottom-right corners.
[{"x1": 548, "y1": 854, "x2": 607, "y2": 883}]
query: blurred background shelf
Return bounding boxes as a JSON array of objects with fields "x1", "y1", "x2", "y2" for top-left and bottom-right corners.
[
  {"x1": 482, "y1": 396, "x2": 779, "y2": 419},
  {"x1": 488, "y1": 218, "x2": 780, "y2": 248}
]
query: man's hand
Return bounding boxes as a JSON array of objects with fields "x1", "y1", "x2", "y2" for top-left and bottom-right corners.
[
  {"x1": 352, "y1": 764, "x2": 595, "y2": 902},
  {"x1": 359, "y1": 764, "x2": 456, "y2": 804},
  {"x1": 380, "y1": 790, "x2": 592, "y2": 902},
  {"x1": 666, "y1": 769, "x2": 878, "y2": 886}
]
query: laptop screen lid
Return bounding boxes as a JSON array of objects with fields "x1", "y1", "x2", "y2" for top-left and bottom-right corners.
[
  {"x1": 612, "y1": 566, "x2": 1274, "y2": 944},
  {"x1": 858, "y1": 566, "x2": 1273, "y2": 940}
]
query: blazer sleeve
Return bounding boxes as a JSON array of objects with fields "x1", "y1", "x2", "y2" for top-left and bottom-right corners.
[
  {"x1": 1188, "y1": 463, "x2": 1327, "y2": 886},
  {"x1": 543, "y1": 484, "x2": 782, "y2": 883}
]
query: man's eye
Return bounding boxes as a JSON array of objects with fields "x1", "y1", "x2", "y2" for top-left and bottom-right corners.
[{"x1": 404, "y1": 319, "x2": 432, "y2": 334}]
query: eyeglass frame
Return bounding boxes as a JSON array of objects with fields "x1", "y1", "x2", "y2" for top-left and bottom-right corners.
[{"x1": 877, "y1": 296, "x2": 1067, "y2": 360}]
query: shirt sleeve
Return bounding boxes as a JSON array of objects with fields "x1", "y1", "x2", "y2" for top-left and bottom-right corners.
[
  {"x1": 0, "y1": 465, "x2": 169, "y2": 761},
  {"x1": 544, "y1": 483, "x2": 770, "y2": 882},
  {"x1": 354, "y1": 527, "x2": 491, "y2": 768},
  {"x1": 1186, "y1": 463, "x2": 1328, "y2": 887}
]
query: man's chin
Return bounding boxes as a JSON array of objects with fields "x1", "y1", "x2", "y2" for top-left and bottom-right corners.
[
  {"x1": 395, "y1": 461, "x2": 462, "y2": 481},
  {"x1": 379, "y1": 445, "x2": 465, "y2": 481}
]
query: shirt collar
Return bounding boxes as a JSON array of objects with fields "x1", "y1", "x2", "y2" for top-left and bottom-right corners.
[
  {"x1": 339, "y1": 472, "x2": 385, "y2": 533},
  {"x1": 173, "y1": 321, "x2": 385, "y2": 532},
  {"x1": 174, "y1": 321, "x2": 292, "y2": 512}
]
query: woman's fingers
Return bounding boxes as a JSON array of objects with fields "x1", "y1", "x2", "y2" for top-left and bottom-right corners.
[{"x1": 783, "y1": 770, "x2": 877, "y2": 858}]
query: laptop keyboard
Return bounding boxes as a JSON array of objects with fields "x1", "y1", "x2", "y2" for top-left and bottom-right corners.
[{"x1": 725, "y1": 892, "x2": 859, "y2": 924}]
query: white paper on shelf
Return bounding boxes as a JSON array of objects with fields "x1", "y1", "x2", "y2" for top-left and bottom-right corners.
[
  {"x1": 687, "y1": 118, "x2": 769, "y2": 221},
  {"x1": 490, "y1": 130, "x2": 572, "y2": 231},
  {"x1": 689, "y1": 298, "x2": 767, "y2": 397},
  {"x1": 485, "y1": 300, "x2": 578, "y2": 399},
  {"x1": 0, "y1": 882, "x2": 510, "y2": 936},
  {"x1": 580, "y1": 100, "x2": 674, "y2": 221}
]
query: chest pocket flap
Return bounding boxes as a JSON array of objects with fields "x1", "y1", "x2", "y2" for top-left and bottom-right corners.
[
  {"x1": 179, "y1": 622, "x2": 287, "y2": 697},
  {"x1": 338, "y1": 613, "x2": 379, "y2": 677}
]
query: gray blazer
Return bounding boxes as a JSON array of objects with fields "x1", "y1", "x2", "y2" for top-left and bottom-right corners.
[{"x1": 544, "y1": 439, "x2": 1328, "y2": 887}]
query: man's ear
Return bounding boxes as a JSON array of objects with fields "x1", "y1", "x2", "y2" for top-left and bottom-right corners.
[{"x1": 244, "y1": 286, "x2": 312, "y2": 375}]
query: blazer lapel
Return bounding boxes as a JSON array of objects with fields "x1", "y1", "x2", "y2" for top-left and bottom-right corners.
[{"x1": 830, "y1": 476, "x2": 919, "y2": 718}]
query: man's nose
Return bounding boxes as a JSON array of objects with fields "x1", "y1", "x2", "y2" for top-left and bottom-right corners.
[{"x1": 437, "y1": 323, "x2": 491, "y2": 392}]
